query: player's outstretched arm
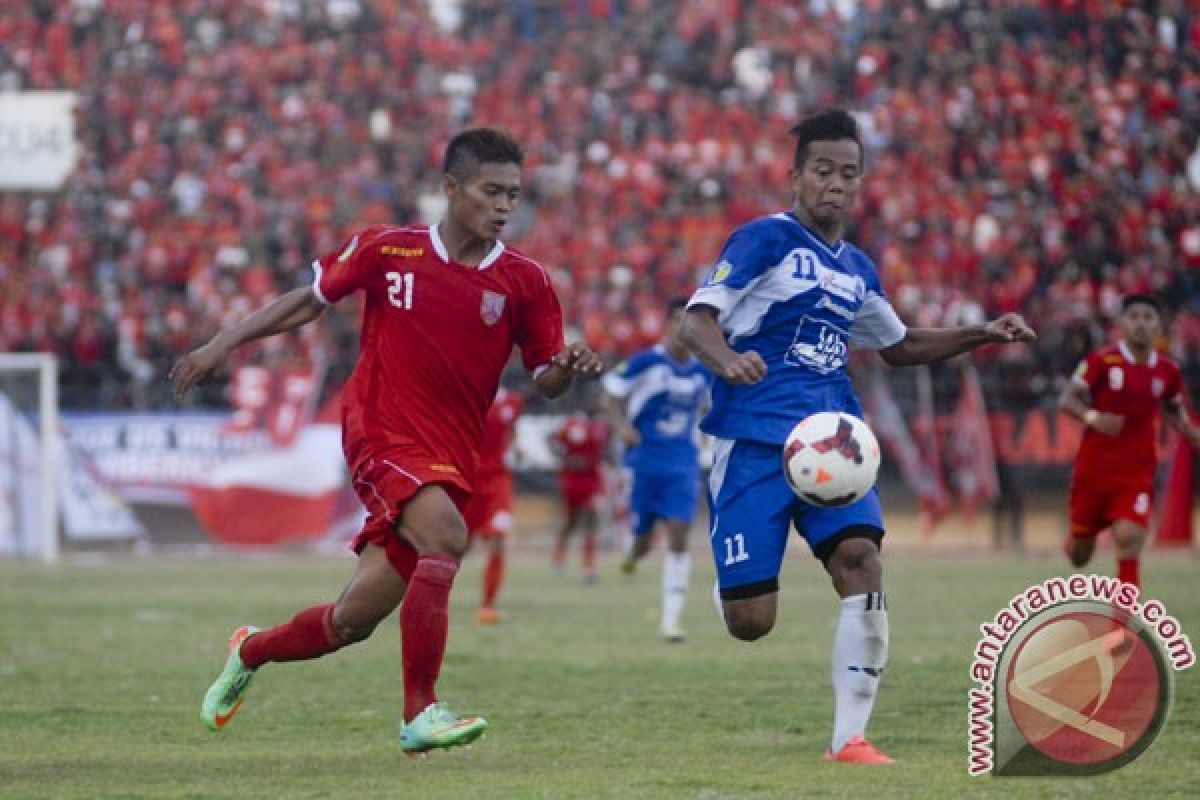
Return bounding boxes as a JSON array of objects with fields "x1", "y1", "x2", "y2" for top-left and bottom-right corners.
[
  {"x1": 680, "y1": 306, "x2": 766, "y2": 385},
  {"x1": 879, "y1": 312, "x2": 1036, "y2": 367},
  {"x1": 170, "y1": 287, "x2": 326, "y2": 399},
  {"x1": 534, "y1": 343, "x2": 605, "y2": 398}
]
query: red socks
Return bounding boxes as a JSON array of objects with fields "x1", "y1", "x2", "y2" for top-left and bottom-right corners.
[
  {"x1": 239, "y1": 603, "x2": 341, "y2": 670},
  {"x1": 1117, "y1": 558, "x2": 1140, "y2": 589},
  {"x1": 482, "y1": 550, "x2": 504, "y2": 609},
  {"x1": 401, "y1": 553, "x2": 460, "y2": 721}
]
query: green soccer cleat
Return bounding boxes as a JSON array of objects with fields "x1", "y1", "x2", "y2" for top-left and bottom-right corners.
[
  {"x1": 399, "y1": 703, "x2": 488, "y2": 754},
  {"x1": 200, "y1": 625, "x2": 259, "y2": 731}
]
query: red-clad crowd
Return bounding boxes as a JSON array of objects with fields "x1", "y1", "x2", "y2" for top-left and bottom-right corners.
[{"x1": 1, "y1": 0, "x2": 1197, "y2": 409}]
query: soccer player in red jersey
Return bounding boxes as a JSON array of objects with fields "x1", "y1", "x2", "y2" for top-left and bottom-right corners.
[
  {"x1": 170, "y1": 129, "x2": 602, "y2": 753},
  {"x1": 1060, "y1": 294, "x2": 1200, "y2": 589},
  {"x1": 463, "y1": 386, "x2": 524, "y2": 624},
  {"x1": 550, "y1": 407, "x2": 610, "y2": 583}
]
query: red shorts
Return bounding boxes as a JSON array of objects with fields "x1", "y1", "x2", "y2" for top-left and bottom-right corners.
[
  {"x1": 463, "y1": 475, "x2": 514, "y2": 540},
  {"x1": 1068, "y1": 474, "x2": 1153, "y2": 538},
  {"x1": 562, "y1": 474, "x2": 602, "y2": 513},
  {"x1": 347, "y1": 443, "x2": 472, "y2": 577}
]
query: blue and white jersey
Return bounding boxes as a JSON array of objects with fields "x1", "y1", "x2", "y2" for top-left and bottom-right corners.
[
  {"x1": 602, "y1": 346, "x2": 711, "y2": 473},
  {"x1": 687, "y1": 212, "x2": 906, "y2": 446}
]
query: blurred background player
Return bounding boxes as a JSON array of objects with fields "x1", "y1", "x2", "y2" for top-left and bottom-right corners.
[
  {"x1": 603, "y1": 298, "x2": 711, "y2": 643},
  {"x1": 550, "y1": 400, "x2": 610, "y2": 583},
  {"x1": 1059, "y1": 294, "x2": 1200, "y2": 590},
  {"x1": 682, "y1": 109, "x2": 1035, "y2": 765},
  {"x1": 463, "y1": 385, "x2": 525, "y2": 624},
  {"x1": 171, "y1": 128, "x2": 603, "y2": 754}
]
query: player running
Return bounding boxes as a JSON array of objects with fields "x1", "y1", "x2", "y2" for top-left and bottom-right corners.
[
  {"x1": 550, "y1": 404, "x2": 609, "y2": 583},
  {"x1": 171, "y1": 129, "x2": 602, "y2": 753},
  {"x1": 463, "y1": 386, "x2": 525, "y2": 624},
  {"x1": 603, "y1": 298, "x2": 711, "y2": 642},
  {"x1": 1059, "y1": 294, "x2": 1200, "y2": 589},
  {"x1": 682, "y1": 109, "x2": 1035, "y2": 764}
]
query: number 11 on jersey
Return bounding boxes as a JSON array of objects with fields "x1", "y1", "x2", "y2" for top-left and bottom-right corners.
[
  {"x1": 724, "y1": 533, "x2": 749, "y2": 566},
  {"x1": 387, "y1": 271, "x2": 415, "y2": 309}
]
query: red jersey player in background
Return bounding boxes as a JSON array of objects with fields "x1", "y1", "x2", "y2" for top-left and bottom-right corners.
[
  {"x1": 1060, "y1": 294, "x2": 1200, "y2": 589},
  {"x1": 550, "y1": 402, "x2": 610, "y2": 583},
  {"x1": 171, "y1": 129, "x2": 602, "y2": 754},
  {"x1": 463, "y1": 385, "x2": 525, "y2": 624}
]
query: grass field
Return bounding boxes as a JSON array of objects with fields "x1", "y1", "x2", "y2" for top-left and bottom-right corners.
[{"x1": 1, "y1": 547, "x2": 1197, "y2": 799}]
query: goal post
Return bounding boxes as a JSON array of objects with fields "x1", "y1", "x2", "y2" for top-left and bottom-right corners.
[{"x1": 0, "y1": 352, "x2": 59, "y2": 563}]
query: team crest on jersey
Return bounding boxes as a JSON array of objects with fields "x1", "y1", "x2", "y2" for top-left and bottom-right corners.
[
  {"x1": 1109, "y1": 367, "x2": 1124, "y2": 391},
  {"x1": 1152, "y1": 378, "x2": 1164, "y2": 398},
  {"x1": 337, "y1": 234, "x2": 359, "y2": 263},
  {"x1": 708, "y1": 260, "x2": 733, "y2": 285},
  {"x1": 481, "y1": 290, "x2": 506, "y2": 326}
]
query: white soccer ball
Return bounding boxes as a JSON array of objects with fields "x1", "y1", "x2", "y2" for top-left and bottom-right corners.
[{"x1": 783, "y1": 412, "x2": 881, "y2": 507}]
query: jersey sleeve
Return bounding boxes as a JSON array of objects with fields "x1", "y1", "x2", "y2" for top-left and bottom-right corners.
[
  {"x1": 687, "y1": 224, "x2": 779, "y2": 318},
  {"x1": 601, "y1": 351, "x2": 651, "y2": 398},
  {"x1": 312, "y1": 226, "x2": 387, "y2": 305},
  {"x1": 1164, "y1": 361, "x2": 1184, "y2": 404},
  {"x1": 849, "y1": 266, "x2": 906, "y2": 350},
  {"x1": 515, "y1": 267, "x2": 565, "y2": 374}
]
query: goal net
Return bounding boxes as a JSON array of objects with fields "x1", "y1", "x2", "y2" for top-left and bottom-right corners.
[
  {"x1": 0, "y1": 354, "x2": 59, "y2": 562},
  {"x1": 0, "y1": 353, "x2": 143, "y2": 562}
]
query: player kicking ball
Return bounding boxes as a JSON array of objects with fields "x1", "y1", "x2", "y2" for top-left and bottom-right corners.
[
  {"x1": 171, "y1": 129, "x2": 602, "y2": 753},
  {"x1": 682, "y1": 109, "x2": 1035, "y2": 764},
  {"x1": 1059, "y1": 294, "x2": 1200, "y2": 590},
  {"x1": 603, "y1": 298, "x2": 711, "y2": 643}
]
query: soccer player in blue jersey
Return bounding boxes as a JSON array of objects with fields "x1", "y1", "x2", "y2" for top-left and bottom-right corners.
[
  {"x1": 603, "y1": 298, "x2": 712, "y2": 643},
  {"x1": 682, "y1": 109, "x2": 1035, "y2": 764}
]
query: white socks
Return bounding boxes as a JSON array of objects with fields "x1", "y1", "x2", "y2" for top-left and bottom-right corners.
[
  {"x1": 661, "y1": 552, "x2": 690, "y2": 632},
  {"x1": 831, "y1": 592, "x2": 889, "y2": 753}
]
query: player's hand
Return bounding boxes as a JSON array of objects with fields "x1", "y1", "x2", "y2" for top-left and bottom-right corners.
[
  {"x1": 552, "y1": 344, "x2": 605, "y2": 375},
  {"x1": 618, "y1": 424, "x2": 641, "y2": 447},
  {"x1": 1088, "y1": 412, "x2": 1124, "y2": 437},
  {"x1": 985, "y1": 313, "x2": 1036, "y2": 344},
  {"x1": 169, "y1": 339, "x2": 230, "y2": 400},
  {"x1": 718, "y1": 350, "x2": 767, "y2": 385}
]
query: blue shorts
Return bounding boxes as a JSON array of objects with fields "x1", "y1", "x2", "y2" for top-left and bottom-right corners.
[
  {"x1": 630, "y1": 466, "x2": 700, "y2": 537},
  {"x1": 707, "y1": 438, "x2": 884, "y2": 593}
]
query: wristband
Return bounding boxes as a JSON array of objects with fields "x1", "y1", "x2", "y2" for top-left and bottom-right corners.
[{"x1": 1084, "y1": 409, "x2": 1099, "y2": 427}]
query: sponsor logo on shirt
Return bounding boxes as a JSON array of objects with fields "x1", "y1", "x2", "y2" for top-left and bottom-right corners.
[
  {"x1": 381, "y1": 246, "x2": 424, "y2": 257},
  {"x1": 429, "y1": 464, "x2": 460, "y2": 475},
  {"x1": 785, "y1": 316, "x2": 848, "y2": 374}
]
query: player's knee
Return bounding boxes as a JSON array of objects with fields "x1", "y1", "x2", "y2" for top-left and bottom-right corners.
[
  {"x1": 419, "y1": 511, "x2": 470, "y2": 558},
  {"x1": 827, "y1": 538, "x2": 882, "y2": 583},
  {"x1": 723, "y1": 605, "x2": 774, "y2": 641}
]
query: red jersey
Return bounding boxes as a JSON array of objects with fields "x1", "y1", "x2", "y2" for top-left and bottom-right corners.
[
  {"x1": 555, "y1": 413, "x2": 609, "y2": 481},
  {"x1": 477, "y1": 389, "x2": 524, "y2": 479},
  {"x1": 315, "y1": 224, "x2": 563, "y2": 487},
  {"x1": 1071, "y1": 342, "x2": 1183, "y2": 483}
]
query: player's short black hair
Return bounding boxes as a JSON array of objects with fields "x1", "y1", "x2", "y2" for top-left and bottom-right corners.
[
  {"x1": 667, "y1": 297, "x2": 689, "y2": 316},
  {"x1": 442, "y1": 128, "x2": 524, "y2": 179},
  {"x1": 1122, "y1": 294, "x2": 1161, "y2": 315},
  {"x1": 789, "y1": 109, "x2": 863, "y2": 168}
]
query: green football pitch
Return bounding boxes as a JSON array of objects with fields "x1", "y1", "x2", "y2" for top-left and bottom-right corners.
[{"x1": 1, "y1": 550, "x2": 1196, "y2": 799}]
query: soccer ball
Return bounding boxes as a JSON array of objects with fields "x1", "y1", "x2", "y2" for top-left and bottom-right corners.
[{"x1": 783, "y1": 412, "x2": 881, "y2": 507}]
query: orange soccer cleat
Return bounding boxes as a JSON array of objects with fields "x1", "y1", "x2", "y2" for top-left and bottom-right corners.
[
  {"x1": 475, "y1": 607, "x2": 503, "y2": 625},
  {"x1": 824, "y1": 735, "x2": 895, "y2": 765}
]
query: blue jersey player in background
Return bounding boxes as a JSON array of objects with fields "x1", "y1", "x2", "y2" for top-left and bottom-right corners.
[
  {"x1": 603, "y1": 298, "x2": 711, "y2": 643},
  {"x1": 682, "y1": 109, "x2": 1035, "y2": 764}
]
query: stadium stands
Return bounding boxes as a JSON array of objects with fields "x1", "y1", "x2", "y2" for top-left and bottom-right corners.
[{"x1": 2, "y1": 0, "x2": 1197, "y2": 409}]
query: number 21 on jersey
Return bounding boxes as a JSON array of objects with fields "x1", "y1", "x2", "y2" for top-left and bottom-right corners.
[{"x1": 387, "y1": 272, "x2": 415, "y2": 309}]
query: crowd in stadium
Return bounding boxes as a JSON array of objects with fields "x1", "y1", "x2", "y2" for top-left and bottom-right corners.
[{"x1": 1, "y1": 0, "x2": 1197, "y2": 410}]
